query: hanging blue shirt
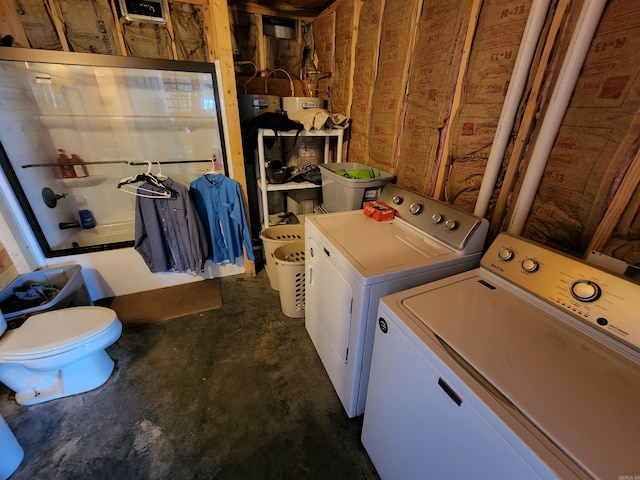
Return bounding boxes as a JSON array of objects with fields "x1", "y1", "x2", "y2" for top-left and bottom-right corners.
[{"x1": 190, "y1": 174, "x2": 255, "y2": 264}]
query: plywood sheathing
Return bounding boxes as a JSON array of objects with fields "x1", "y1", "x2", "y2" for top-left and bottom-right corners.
[
  {"x1": 396, "y1": 0, "x2": 474, "y2": 196},
  {"x1": 515, "y1": 0, "x2": 640, "y2": 257}
]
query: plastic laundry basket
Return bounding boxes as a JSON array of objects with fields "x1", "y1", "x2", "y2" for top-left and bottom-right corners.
[
  {"x1": 259, "y1": 224, "x2": 305, "y2": 291},
  {"x1": 272, "y1": 241, "x2": 305, "y2": 318}
]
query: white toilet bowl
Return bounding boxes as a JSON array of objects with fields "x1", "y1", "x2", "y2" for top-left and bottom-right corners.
[
  {"x1": 0, "y1": 414, "x2": 23, "y2": 480},
  {"x1": 0, "y1": 306, "x2": 122, "y2": 406}
]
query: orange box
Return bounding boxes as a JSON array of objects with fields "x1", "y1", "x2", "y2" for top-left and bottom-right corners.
[{"x1": 363, "y1": 201, "x2": 395, "y2": 221}]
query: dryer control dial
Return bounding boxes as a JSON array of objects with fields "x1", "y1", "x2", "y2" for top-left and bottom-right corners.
[
  {"x1": 498, "y1": 247, "x2": 514, "y2": 261},
  {"x1": 521, "y1": 258, "x2": 539, "y2": 272},
  {"x1": 409, "y1": 203, "x2": 423, "y2": 215},
  {"x1": 392, "y1": 195, "x2": 403, "y2": 205},
  {"x1": 570, "y1": 280, "x2": 601, "y2": 302},
  {"x1": 445, "y1": 219, "x2": 458, "y2": 231},
  {"x1": 431, "y1": 213, "x2": 443, "y2": 224}
]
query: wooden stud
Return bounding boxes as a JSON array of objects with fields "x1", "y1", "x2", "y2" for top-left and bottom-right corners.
[
  {"x1": 162, "y1": 0, "x2": 180, "y2": 59},
  {"x1": 586, "y1": 144, "x2": 640, "y2": 255},
  {"x1": 0, "y1": 2, "x2": 30, "y2": 48},
  {"x1": 432, "y1": 0, "x2": 483, "y2": 200},
  {"x1": 109, "y1": 0, "x2": 128, "y2": 56},
  {"x1": 204, "y1": 0, "x2": 255, "y2": 276},
  {"x1": 45, "y1": 0, "x2": 71, "y2": 51}
]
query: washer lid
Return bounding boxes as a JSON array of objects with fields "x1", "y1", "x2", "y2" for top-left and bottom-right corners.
[{"x1": 0, "y1": 306, "x2": 118, "y2": 359}]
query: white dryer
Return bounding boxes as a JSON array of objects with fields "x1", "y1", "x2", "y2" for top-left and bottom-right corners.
[
  {"x1": 362, "y1": 232, "x2": 640, "y2": 479},
  {"x1": 305, "y1": 184, "x2": 488, "y2": 417}
]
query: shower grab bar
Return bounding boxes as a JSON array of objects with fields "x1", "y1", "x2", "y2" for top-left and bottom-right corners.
[{"x1": 22, "y1": 158, "x2": 216, "y2": 168}]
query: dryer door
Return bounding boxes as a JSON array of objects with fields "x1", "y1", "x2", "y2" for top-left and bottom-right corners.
[{"x1": 306, "y1": 235, "x2": 353, "y2": 365}]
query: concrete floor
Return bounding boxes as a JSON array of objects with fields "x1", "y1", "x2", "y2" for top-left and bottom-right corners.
[{"x1": 0, "y1": 269, "x2": 380, "y2": 480}]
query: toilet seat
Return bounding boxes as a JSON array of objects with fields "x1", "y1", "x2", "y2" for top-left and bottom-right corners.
[{"x1": 0, "y1": 306, "x2": 119, "y2": 361}]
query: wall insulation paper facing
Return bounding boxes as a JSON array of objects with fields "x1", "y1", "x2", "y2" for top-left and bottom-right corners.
[
  {"x1": 348, "y1": 0, "x2": 384, "y2": 165},
  {"x1": 11, "y1": 0, "x2": 62, "y2": 50},
  {"x1": 522, "y1": 0, "x2": 640, "y2": 258},
  {"x1": 58, "y1": 0, "x2": 121, "y2": 55},
  {"x1": 395, "y1": 0, "x2": 474, "y2": 195},
  {"x1": 447, "y1": 0, "x2": 533, "y2": 213},
  {"x1": 121, "y1": 20, "x2": 173, "y2": 59},
  {"x1": 330, "y1": 2, "x2": 355, "y2": 116},
  {"x1": 170, "y1": 2, "x2": 208, "y2": 62},
  {"x1": 368, "y1": 0, "x2": 420, "y2": 174}
]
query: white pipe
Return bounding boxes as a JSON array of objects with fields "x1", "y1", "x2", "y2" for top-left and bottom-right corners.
[
  {"x1": 474, "y1": 0, "x2": 551, "y2": 218},
  {"x1": 507, "y1": 0, "x2": 607, "y2": 234}
]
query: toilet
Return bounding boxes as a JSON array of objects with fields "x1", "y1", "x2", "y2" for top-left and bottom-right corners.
[{"x1": 0, "y1": 306, "x2": 122, "y2": 406}]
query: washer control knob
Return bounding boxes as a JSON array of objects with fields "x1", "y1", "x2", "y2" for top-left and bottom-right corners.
[
  {"x1": 392, "y1": 195, "x2": 403, "y2": 205},
  {"x1": 431, "y1": 213, "x2": 443, "y2": 224},
  {"x1": 498, "y1": 247, "x2": 514, "y2": 261},
  {"x1": 570, "y1": 280, "x2": 601, "y2": 302},
  {"x1": 409, "y1": 203, "x2": 423, "y2": 215},
  {"x1": 521, "y1": 258, "x2": 539, "y2": 272},
  {"x1": 444, "y1": 219, "x2": 458, "y2": 230}
]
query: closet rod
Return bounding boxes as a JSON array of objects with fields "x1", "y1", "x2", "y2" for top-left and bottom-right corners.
[{"x1": 21, "y1": 159, "x2": 214, "y2": 168}]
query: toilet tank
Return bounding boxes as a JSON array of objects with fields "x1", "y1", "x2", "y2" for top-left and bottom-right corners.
[{"x1": 0, "y1": 265, "x2": 92, "y2": 328}]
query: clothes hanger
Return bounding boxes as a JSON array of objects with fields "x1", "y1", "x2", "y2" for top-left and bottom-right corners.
[
  {"x1": 153, "y1": 161, "x2": 168, "y2": 180},
  {"x1": 117, "y1": 161, "x2": 171, "y2": 197},
  {"x1": 205, "y1": 157, "x2": 219, "y2": 175},
  {"x1": 118, "y1": 183, "x2": 172, "y2": 199}
]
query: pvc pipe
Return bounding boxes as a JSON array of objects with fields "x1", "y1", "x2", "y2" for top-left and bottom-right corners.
[
  {"x1": 507, "y1": 0, "x2": 607, "y2": 234},
  {"x1": 474, "y1": 0, "x2": 551, "y2": 218}
]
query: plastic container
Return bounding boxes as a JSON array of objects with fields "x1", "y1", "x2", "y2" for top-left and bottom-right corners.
[
  {"x1": 320, "y1": 162, "x2": 395, "y2": 212},
  {"x1": 0, "y1": 415, "x2": 23, "y2": 480},
  {"x1": 272, "y1": 241, "x2": 305, "y2": 318},
  {"x1": 259, "y1": 225, "x2": 305, "y2": 290},
  {"x1": 57, "y1": 148, "x2": 75, "y2": 178},
  {"x1": 0, "y1": 265, "x2": 92, "y2": 328}
]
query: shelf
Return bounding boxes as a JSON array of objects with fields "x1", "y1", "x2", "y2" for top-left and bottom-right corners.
[
  {"x1": 60, "y1": 175, "x2": 108, "y2": 187},
  {"x1": 257, "y1": 180, "x2": 322, "y2": 192},
  {"x1": 257, "y1": 128, "x2": 345, "y2": 229}
]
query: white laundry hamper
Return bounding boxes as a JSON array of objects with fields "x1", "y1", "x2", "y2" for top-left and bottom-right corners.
[
  {"x1": 259, "y1": 225, "x2": 304, "y2": 291},
  {"x1": 272, "y1": 241, "x2": 305, "y2": 318}
]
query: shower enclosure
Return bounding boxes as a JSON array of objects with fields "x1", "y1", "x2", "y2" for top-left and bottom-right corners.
[{"x1": 0, "y1": 47, "x2": 228, "y2": 259}]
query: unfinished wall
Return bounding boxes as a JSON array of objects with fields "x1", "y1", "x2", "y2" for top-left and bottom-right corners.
[{"x1": 313, "y1": 0, "x2": 640, "y2": 267}]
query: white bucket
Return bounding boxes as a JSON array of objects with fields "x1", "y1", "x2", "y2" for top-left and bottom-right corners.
[{"x1": 281, "y1": 96, "x2": 324, "y2": 115}]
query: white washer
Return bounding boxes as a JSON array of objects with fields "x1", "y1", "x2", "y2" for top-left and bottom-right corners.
[
  {"x1": 305, "y1": 184, "x2": 488, "y2": 417},
  {"x1": 362, "y1": 232, "x2": 640, "y2": 479}
]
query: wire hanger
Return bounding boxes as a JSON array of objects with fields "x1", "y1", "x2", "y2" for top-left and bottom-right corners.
[
  {"x1": 154, "y1": 161, "x2": 168, "y2": 180},
  {"x1": 117, "y1": 161, "x2": 171, "y2": 198}
]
